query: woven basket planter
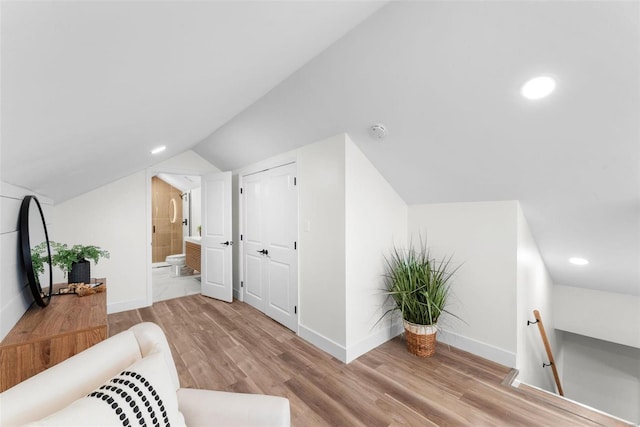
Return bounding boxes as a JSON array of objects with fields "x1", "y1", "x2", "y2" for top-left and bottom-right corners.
[{"x1": 404, "y1": 320, "x2": 437, "y2": 357}]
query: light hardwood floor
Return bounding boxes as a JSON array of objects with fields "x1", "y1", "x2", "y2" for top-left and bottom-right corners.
[{"x1": 108, "y1": 295, "x2": 631, "y2": 426}]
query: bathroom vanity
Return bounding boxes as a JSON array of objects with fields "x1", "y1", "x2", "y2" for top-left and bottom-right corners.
[{"x1": 185, "y1": 236, "x2": 201, "y2": 272}]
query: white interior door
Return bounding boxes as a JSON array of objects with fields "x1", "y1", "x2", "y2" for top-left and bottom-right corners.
[
  {"x1": 264, "y1": 164, "x2": 298, "y2": 332},
  {"x1": 201, "y1": 172, "x2": 232, "y2": 302},
  {"x1": 242, "y1": 173, "x2": 266, "y2": 312},
  {"x1": 242, "y1": 163, "x2": 298, "y2": 331}
]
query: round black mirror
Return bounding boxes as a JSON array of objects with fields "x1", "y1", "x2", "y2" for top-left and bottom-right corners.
[{"x1": 19, "y1": 195, "x2": 53, "y2": 307}]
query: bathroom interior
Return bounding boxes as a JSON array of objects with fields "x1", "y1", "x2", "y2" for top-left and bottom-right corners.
[{"x1": 151, "y1": 173, "x2": 202, "y2": 302}]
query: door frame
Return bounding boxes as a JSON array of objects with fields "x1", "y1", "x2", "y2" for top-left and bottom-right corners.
[
  {"x1": 238, "y1": 158, "x2": 298, "y2": 326},
  {"x1": 145, "y1": 167, "x2": 205, "y2": 307}
]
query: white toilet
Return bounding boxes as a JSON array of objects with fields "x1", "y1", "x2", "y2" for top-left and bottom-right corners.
[{"x1": 165, "y1": 254, "x2": 186, "y2": 276}]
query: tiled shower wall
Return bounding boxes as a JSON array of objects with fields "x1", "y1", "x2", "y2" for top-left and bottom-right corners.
[{"x1": 151, "y1": 177, "x2": 183, "y2": 263}]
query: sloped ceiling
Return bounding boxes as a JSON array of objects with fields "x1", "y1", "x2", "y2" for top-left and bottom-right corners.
[
  {"x1": 194, "y1": 1, "x2": 639, "y2": 296},
  {"x1": 0, "y1": 0, "x2": 385, "y2": 200},
  {"x1": 2, "y1": 1, "x2": 638, "y2": 296}
]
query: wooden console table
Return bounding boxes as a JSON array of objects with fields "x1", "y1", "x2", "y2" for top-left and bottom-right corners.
[{"x1": 0, "y1": 279, "x2": 107, "y2": 391}]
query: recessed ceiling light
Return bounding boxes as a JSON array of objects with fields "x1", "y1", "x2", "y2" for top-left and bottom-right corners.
[
  {"x1": 150, "y1": 145, "x2": 166, "y2": 155},
  {"x1": 569, "y1": 257, "x2": 589, "y2": 266},
  {"x1": 521, "y1": 76, "x2": 556, "y2": 100}
]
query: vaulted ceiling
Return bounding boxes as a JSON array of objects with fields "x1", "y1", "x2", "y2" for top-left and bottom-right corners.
[
  {"x1": 1, "y1": 0, "x2": 384, "y2": 200},
  {"x1": 2, "y1": 1, "x2": 638, "y2": 296}
]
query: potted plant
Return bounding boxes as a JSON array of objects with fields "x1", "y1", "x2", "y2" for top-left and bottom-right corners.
[
  {"x1": 383, "y1": 237, "x2": 460, "y2": 357},
  {"x1": 32, "y1": 242, "x2": 110, "y2": 284}
]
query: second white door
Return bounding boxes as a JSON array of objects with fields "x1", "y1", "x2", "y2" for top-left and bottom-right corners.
[
  {"x1": 242, "y1": 163, "x2": 298, "y2": 332},
  {"x1": 201, "y1": 172, "x2": 233, "y2": 302}
]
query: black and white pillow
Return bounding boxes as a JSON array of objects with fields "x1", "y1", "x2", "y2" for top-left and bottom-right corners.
[{"x1": 28, "y1": 351, "x2": 185, "y2": 427}]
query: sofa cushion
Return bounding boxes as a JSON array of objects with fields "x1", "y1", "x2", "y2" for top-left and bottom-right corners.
[
  {"x1": 177, "y1": 388, "x2": 291, "y2": 427},
  {"x1": 129, "y1": 322, "x2": 181, "y2": 390},
  {"x1": 27, "y1": 351, "x2": 185, "y2": 427}
]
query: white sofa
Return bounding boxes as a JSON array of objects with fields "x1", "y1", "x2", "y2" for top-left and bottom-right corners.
[{"x1": 0, "y1": 322, "x2": 290, "y2": 426}]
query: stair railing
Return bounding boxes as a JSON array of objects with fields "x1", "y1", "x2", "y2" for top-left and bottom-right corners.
[{"x1": 527, "y1": 309, "x2": 564, "y2": 396}]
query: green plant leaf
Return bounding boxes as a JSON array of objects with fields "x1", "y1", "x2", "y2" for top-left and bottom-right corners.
[
  {"x1": 381, "y1": 234, "x2": 460, "y2": 326},
  {"x1": 39, "y1": 241, "x2": 110, "y2": 274}
]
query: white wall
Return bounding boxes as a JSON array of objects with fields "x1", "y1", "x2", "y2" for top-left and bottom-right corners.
[
  {"x1": 297, "y1": 135, "x2": 347, "y2": 351},
  {"x1": 408, "y1": 201, "x2": 518, "y2": 367},
  {"x1": 53, "y1": 150, "x2": 218, "y2": 313},
  {"x1": 0, "y1": 183, "x2": 53, "y2": 340},
  {"x1": 516, "y1": 204, "x2": 560, "y2": 392},
  {"x1": 149, "y1": 150, "x2": 218, "y2": 176},
  {"x1": 553, "y1": 285, "x2": 640, "y2": 349},
  {"x1": 560, "y1": 331, "x2": 640, "y2": 424},
  {"x1": 52, "y1": 171, "x2": 148, "y2": 313},
  {"x1": 344, "y1": 136, "x2": 407, "y2": 362}
]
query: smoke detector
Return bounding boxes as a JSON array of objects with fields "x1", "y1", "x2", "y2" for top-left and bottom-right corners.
[{"x1": 368, "y1": 124, "x2": 387, "y2": 140}]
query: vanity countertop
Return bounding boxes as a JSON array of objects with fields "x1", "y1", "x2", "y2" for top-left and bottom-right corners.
[{"x1": 185, "y1": 236, "x2": 201, "y2": 245}]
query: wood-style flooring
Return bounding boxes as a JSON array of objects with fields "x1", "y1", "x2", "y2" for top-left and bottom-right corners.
[{"x1": 108, "y1": 295, "x2": 631, "y2": 426}]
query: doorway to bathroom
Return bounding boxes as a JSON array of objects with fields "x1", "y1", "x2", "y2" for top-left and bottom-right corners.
[{"x1": 151, "y1": 173, "x2": 202, "y2": 302}]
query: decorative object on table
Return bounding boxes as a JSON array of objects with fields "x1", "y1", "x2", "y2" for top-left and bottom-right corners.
[
  {"x1": 56, "y1": 281, "x2": 106, "y2": 297},
  {"x1": 68, "y1": 282, "x2": 106, "y2": 297},
  {"x1": 382, "y1": 236, "x2": 460, "y2": 357},
  {"x1": 31, "y1": 242, "x2": 110, "y2": 285}
]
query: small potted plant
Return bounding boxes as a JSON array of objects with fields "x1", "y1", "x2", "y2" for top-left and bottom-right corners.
[
  {"x1": 383, "y1": 236, "x2": 460, "y2": 357},
  {"x1": 32, "y1": 242, "x2": 110, "y2": 284}
]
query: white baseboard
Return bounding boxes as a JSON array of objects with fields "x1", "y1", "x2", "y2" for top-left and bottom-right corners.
[
  {"x1": 299, "y1": 322, "x2": 405, "y2": 364},
  {"x1": 345, "y1": 321, "x2": 404, "y2": 363},
  {"x1": 298, "y1": 323, "x2": 347, "y2": 363},
  {"x1": 107, "y1": 298, "x2": 149, "y2": 314},
  {"x1": 437, "y1": 328, "x2": 516, "y2": 367},
  {"x1": 298, "y1": 323, "x2": 515, "y2": 367}
]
